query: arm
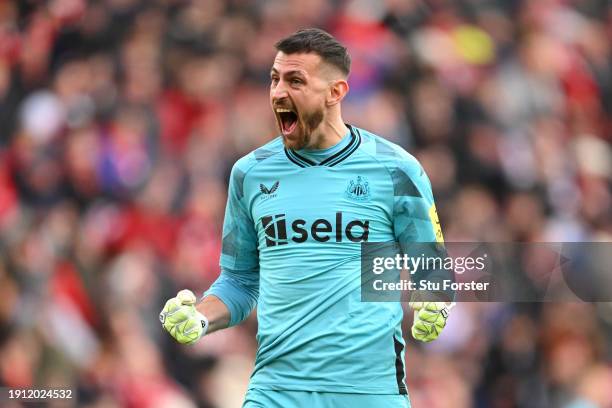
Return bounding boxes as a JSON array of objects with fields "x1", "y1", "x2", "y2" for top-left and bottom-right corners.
[
  {"x1": 390, "y1": 153, "x2": 453, "y2": 342},
  {"x1": 200, "y1": 264, "x2": 260, "y2": 332},
  {"x1": 203, "y1": 163, "x2": 260, "y2": 330},
  {"x1": 161, "y1": 162, "x2": 260, "y2": 343},
  {"x1": 391, "y1": 154, "x2": 451, "y2": 301},
  {"x1": 196, "y1": 295, "x2": 230, "y2": 334}
]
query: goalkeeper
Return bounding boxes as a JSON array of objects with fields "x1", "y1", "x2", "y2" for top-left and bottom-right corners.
[{"x1": 160, "y1": 28, "x2": 452, "y2": 408}]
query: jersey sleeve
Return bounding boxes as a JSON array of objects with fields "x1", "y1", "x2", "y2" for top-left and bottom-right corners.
[
  {"x1": 390, "y1": 153, "x2": 453, "y2": 301},
  {"x1": 391, "y1": 154, "x2": 443, "y2": 244},
  {"x1": 204, "y1": 162, "x2": 260, "y2": 326}
]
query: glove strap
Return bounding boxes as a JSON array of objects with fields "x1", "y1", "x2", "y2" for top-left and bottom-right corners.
[{"x1": 196, "y1": 311, "x2": 210, "y2": 339}]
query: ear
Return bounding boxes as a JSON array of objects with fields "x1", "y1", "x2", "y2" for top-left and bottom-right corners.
[{"x1": 326, "y1": 79, "x2": 349, "y2": 107}]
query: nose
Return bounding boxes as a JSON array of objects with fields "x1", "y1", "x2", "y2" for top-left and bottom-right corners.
[{"x1": 271, "y1": 80, "x2": 289, "y2": 102}]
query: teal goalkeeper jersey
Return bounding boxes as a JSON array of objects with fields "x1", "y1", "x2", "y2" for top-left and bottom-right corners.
[{"x1": 205, "y1": 125, "x2": 444, "y2": 395}]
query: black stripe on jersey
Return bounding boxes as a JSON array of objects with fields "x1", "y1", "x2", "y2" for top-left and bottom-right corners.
[
  {"x1": 318, "y1": 125, "x2": 358, "y2": 166},
  {"x1": 284, "y1": 149, "x2": 306, "y2": 167},
  {"x1": 285, "y1": 124, "x2": 361, "y2": 168},
  {"x1": 287, "y1": 148, "x2": 317, "y2": 167},
  {"x1": 284, "y1": 151, "x2": 305, "y2": 167},
  {"x1": 324, "y1": 127, "x2": 361, "y2": 167},
  {"x1": 394, "y1": 336, "x2": 408, "y2": 395}
]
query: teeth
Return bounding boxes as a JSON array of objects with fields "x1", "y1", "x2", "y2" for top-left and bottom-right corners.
[{"x1": 276, "y1": 108, "x2": 293, "y2": 113}]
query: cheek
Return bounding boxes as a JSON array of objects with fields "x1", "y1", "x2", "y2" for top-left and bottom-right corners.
[{"x1": 298, "y1": 93, "x2": 325, "y2": 113}]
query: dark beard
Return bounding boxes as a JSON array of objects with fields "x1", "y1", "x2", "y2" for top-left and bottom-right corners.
[{"x1": 283, "y1": 108, "x2": 324, "y2": 150}]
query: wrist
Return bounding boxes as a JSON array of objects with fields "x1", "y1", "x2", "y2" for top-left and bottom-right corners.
[{"x1": 195, "y1": 311, "x2": 210, "y2": 339}]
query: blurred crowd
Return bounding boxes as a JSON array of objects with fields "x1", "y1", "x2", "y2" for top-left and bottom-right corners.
[{"x1": 0, "y1": 0, "x2": 611, "y2": 407}]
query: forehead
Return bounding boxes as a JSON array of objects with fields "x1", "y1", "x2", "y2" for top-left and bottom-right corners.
[{"x1": 271, "y1": 52, "x2": 323, "y2": 76}]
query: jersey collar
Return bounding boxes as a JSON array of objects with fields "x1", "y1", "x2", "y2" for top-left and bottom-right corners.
[{"x1": 284, "y1": 124, "x2": 361, "y2": 168}]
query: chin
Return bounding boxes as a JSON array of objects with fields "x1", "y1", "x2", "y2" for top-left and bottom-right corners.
[
  {"x1": 282, "y1": 136, "x2": 306, "y2": 150},
  {"x1": 280, "y1": 127, "x2": 308, "y2": 150}
]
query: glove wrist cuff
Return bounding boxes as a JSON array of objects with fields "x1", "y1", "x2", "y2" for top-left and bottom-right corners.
[{"x1": 196, "y1": 311, "x2": 209, "y2": 339}]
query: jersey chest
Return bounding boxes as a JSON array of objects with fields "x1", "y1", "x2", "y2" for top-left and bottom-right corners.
[{"x1": 246, "y1": 165, "x2": 394, "y2": 248}]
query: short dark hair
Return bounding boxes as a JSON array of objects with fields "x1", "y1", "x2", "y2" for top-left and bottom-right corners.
[{"x1": 275, "y1": 28, "x2": 351, "y2": 76}]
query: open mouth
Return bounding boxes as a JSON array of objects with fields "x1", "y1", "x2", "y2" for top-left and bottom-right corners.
[{"x1": 276, "y1": 108, "x2": 298, "y2": 135}]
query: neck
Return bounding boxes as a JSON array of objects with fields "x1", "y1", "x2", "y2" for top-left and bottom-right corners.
[{"x1": 307, "y1": 115, "x2": 349, "y2": 150}]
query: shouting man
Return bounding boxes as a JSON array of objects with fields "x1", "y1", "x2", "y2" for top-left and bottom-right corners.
[{"x1": 160, "y1": 28, "x2": 451, "y2": 408}]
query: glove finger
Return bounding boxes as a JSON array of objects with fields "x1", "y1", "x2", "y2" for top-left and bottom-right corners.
[
  {"x1": 168, "y1": 323, "x2": 178, "y2": 338},
  {"x1": 420, "y1": 310, "x2": 448, "y2": 330},
  {"x1": 412, "y1": 319, "x2": 432, "y2": 336},
  {"x1": 178, "y1": 334, "x2": 198, "y2": 345},
  {"x1": 411, "y1": 324, "x2": 425, "y2": 340},
  {"x1": 421, "y1": 331, "x2": 437, "y2": 342},
  {"x1": 412, "y1": 324, "x2": 433, "y2": 341},
  {"x1": 162, "y1": 298, "x2": 182, "y2": 314},
  {"x1": 434, "y1": 316, "x2": 447, "y2": 330},
  {"x1": 161, "y1": 299, "x2": 176, "y2": 327},
  {"x1": 164, "y1": 317, "x2": 177, "y2": 334},
  {"x1": 177, "y1": 289, "x2": 197, "y2": 306},
  {"x1": 166, "y1": 320, "x2": 196, "y2": 344},
  {"x1": 166, "y1": 304, "x2": 195, "y2": 325},
  {"x1": 412, "y1": 310, "x2": 431, "y2": 336},
  {"x1": 182, "y1": 318, "x2": 203, "y2": 337},
  {"x1": 176, "y1": 319, "x2": 201, "y2": 344},
  {"x1": 423, "y1": 302, "x2": 446, "y2": 312},
  {"x1": 417, "y1": 308, "x2": 440, "y2": 324},
  {"x1": 414, "y1": 321, "x2": 439, "y2": 342},
  {"x1": 161, "y1": 298, "x2": 189, "y2": 327},
  {"x1": 160, "y1": 298, "x2": 179, "y2": 324}
]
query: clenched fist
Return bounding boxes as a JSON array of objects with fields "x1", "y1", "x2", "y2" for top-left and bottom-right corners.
[{"x1": 160, "y1": 290, "x2": 209, "y2": 345}]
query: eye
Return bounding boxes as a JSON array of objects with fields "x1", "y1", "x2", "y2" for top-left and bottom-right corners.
[
  {"x1": 271, "y1": 76, "x2": 279, "y2": 86},
  {"x1": 290, "y1": 78, "x2": 303, "y2": 85}
]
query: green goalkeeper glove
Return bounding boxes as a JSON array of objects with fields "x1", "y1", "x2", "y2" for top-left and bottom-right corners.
[
  {"x1": 159, "y1": 289, "x2": 209, "y2": 345},
  {"x1": 409, "y1": 301, "x2": 453, "y2": 342}
]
